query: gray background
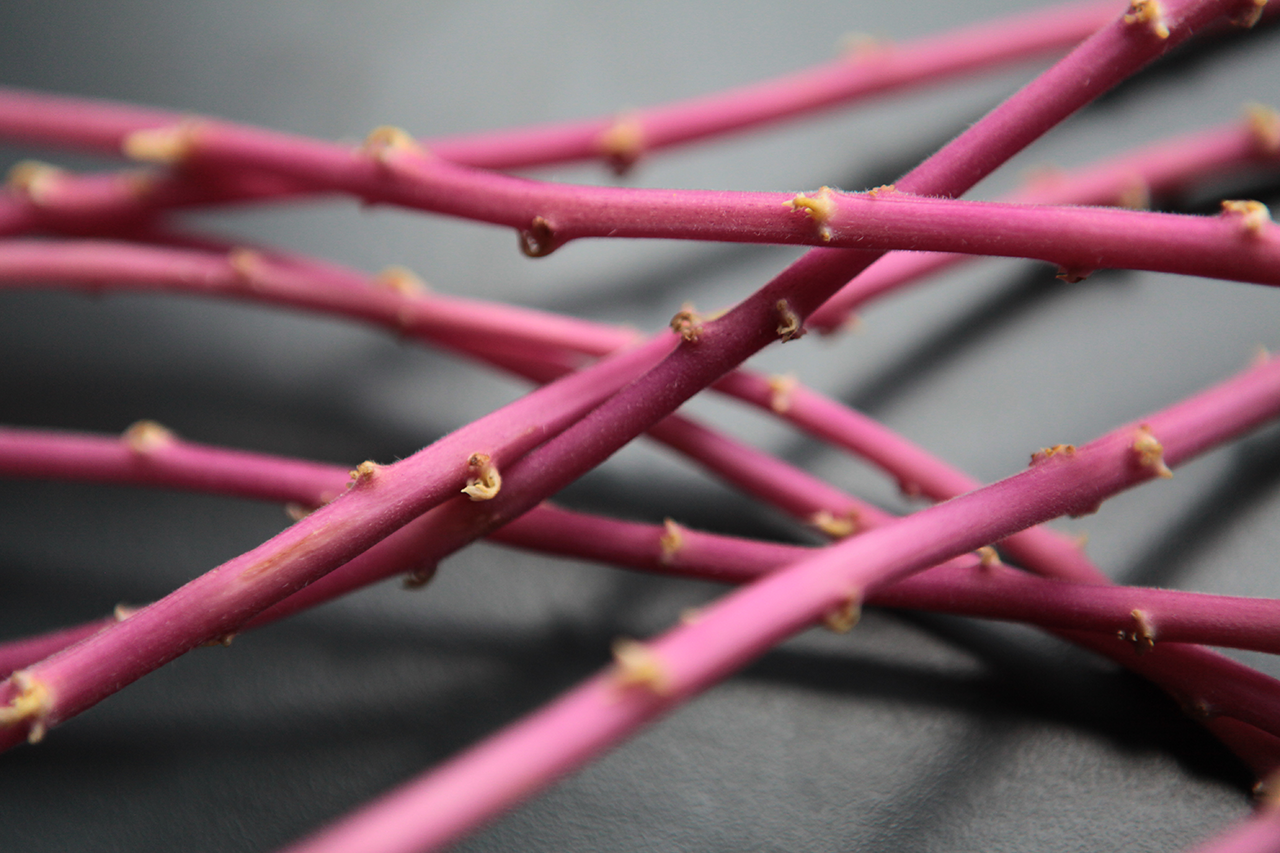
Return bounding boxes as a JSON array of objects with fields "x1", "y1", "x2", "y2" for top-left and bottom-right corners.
[{"x1": 1, "y1": 2, "x2": 1280, "y2": 851}]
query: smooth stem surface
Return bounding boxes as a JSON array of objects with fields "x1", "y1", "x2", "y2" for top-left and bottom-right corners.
[
  {"x1": 0, "y1": 2, "x2": 1115, "y2": 171},
  {"x1": 279, "y1": 349, "x2": 1280, "y2": 853},
  {"x1": 0, "y1": 332, "x2": 677, "y2": 748},
  {"x1": 10, "y1": 428, "x2": 1280, "y2": 677},
  {"x1": 810, "y1": 111, "x2": 1280, "y2": 329}
]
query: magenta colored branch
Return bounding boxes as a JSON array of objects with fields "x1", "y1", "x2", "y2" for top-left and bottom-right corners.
[
  {"x1": 428, "y1": 1, "x2": 1118, "y2": 170},
  {"x1": 0, "y1": 424, "x2": 343, "y2": 506},
  {"x1": 0, "y1": 239, "x2": 631, "y2": 361},
  {"x1": 0, "y1": 619, "x2": 116, "y2": 681},
  {"x1": 11, "y1": 424, "x2": 1280, "y2": 683},
  {"x1": 0, "y1": 214, "x2": 1259, "y2": 758},
  {"x1": 0, "y1": 4, "x2": 1245, "y2": 275},
  {"x1": 0, "y1": 2, "x2": 1115, "y2": 175},
  {"x1": 1, "y1": 1, "x2": 1276, "y2": 848},
  {"x1": 27, "y1": 120, "x2": 1274, "y2": 293},
  {"x1": 810, "y1": 111, "x2": 1280, "y2": 330},
  {"x1": 409, "y1": 0, "x2": 1249, "y2": 623},
  {"x1": 0, "y1": 329, "x2": 677, "y2": 748},
  {"x1": 493, "y1": 504, "x2": 1280, "y2": 655},
  {"x1": 274, "y1": 348, "x2": 1280, "y2": 853},
  {"x1": 41, "y1": 0, "x2": 1227, "y2": 778}
]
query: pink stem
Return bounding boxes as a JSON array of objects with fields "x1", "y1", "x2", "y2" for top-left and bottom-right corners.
[
  {"x1": 10, "y1": 426, "x2": 1280, "y2": 680},
  {"x1": 0, "y1": 2, "x2": 1117, "y2": 173},
  {"x1": 0, "y1": 619, "x2": 116, "y2": 680},
  {"x1": 0, "y1": 329, "x2": 676, "y2": 748},
  {"x1": 275, "y1": 344, "x2": 1280, "y2": 853},
  {"x1": 493, "y1": 504, "x2": 1280, "y2": 655},
  {"x1": 0, "y1": 238, "x2": 631, "y2": 360},
  {"x1": 809, "y1": 112, "x2": 1280, "y2": 330},
  {"x1": 425, "y1": 0, "x2": 1250, "y2": 633},
  {"x1": 0, "y1": 0, "x2": 1244, "y2": 791},
  {"x1": 27, "y1": 112, "x2": 1274, "y2": 290},
  {"x1": 0, "y1": 424, "x2": 343, "y2": 506},
  {"x1": 430, "y1": 1, "x2": 1119, "y2": 170}
]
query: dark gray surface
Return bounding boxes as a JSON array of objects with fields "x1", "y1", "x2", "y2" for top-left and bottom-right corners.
[{"x1": 1, "y1": 2, "x2": 1279, "y2": 851}]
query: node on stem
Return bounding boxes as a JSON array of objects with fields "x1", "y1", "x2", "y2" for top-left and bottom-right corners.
[
  {"x1": 123, "y1": 122, "x2": 199, "y2": 164},
  {"x1": 202, "y1": 632, "x2": 236, "y2": 647},
  {"x1": 669, "y1": 304, "x2": 704, "y2": 343},
  {"x1": 1132, "y1": 424, "x2": 1173, "y2": 478},
  {"x1": 810, "y1": 508, "x2": 860, "y2": 539},
  {"x1": 1056, "y1": 266, "x2": 1093, "y2": 284},
  {"x1": 767, "y1": 374, "x2": 797, "y2": 414},
  {"x1": 462, "y1": 453, "x2": 501, "y2": 501},
  {"x1": 376, "y1": 266, "x2": 429, "y2": 297},
  {"x1": 659, "y1": 518, "x2": 685, "y2": 565},
  {"x1": 0, "y1": 671, "x2": 52, "y2": 744},
  {"x1": 1123, "y1": 0, "x2": 1170, "y2": 39},
  {"x1": 6, "y1": 160, "x2": 63, "y2": 204},
  {"x1": 775, "y1": 299, "x2": 804, "y2": 342},
  {"x1": 284, "y1": 503, "x2": 314, "y2": 521},
  {"x1": 122, "y1": 420, "x2": 175, "y2": 455},
  {"x1": 1247, "y1": 103, "x2": 1280, "y2": 152},
  {"x1": 1119, "y1": 608, "x2": 1157, "y2": 655},
  {"x1": 822, "y1": 596, "x2": 862, "y2": 634},
  {"x1": 787, "y1": 186, "x2": 837, "y2": 242},
  {"x1": 838, "y1": 32, "x2": 890, "y2": 58},
  {"x1": 611, "y1": 638, "x2": 671, "y2": 695},
  {"x1": 1231, "y1": 0, "x2": 1267, "y2": 27},
  {"x1": 1221, "y1": 199, "x2": 1272, "y2": 236},
  {"x1": 348, "y1": 460, "x2": 381, "y2": 487},
  {"x1": 402, "y1": 565, "x2": 438, "y2": 590},
  {"x1": 227, "y1": 248, "x2": 264, "y2": 287},
  {"x1": 1030, "y1": 444, "x2": 1076, "y2": 466},
  {"x1": 518, "y1": 216, "x2": 558, "y2": 258},
  {"x1": 1115, "y1": 174, "x2": 1150, "y2": 210},
  {"x1": 361, "y1": 125, "x2": 424, "y2": 163},
  {"x1": 597, "y1": 113, "x2": 645, "y2": 175}
]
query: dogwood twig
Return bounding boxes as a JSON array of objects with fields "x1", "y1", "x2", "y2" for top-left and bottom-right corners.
[{"x1": 274, "y1": 342, "x2": 1280, "y2": 853}]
